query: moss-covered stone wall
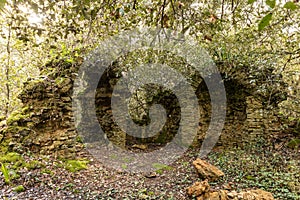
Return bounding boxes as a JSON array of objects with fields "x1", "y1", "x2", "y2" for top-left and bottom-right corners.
[
  {"x1": 95, "y1": 66, "x2": 283, "y2": 149},
  {"x1": 0, "y1": 55, "x2": 284, "y2": 157},
  {"x1": 0, "y1": 58, "x2": 84, "y2": 158}
]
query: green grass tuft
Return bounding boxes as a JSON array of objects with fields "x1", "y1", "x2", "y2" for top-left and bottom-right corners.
[{"x1": 1, "y1": 162, "x2": 10, "y2": 184}]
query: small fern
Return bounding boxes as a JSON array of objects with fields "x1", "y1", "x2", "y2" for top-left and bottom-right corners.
[{"x1": 1, "y1": 162, "x2": 10, "y2": 184}]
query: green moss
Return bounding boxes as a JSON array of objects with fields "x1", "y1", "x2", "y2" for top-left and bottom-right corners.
[
  {"x1": 55, "y1": 77, "x2": 66, "y2": 85},
  {"x1": 6, "y1": 110, "x2": 30, "y2": 126},
  {"x1": 21, "y1": 106, "x2": 29, "y2": 113},
  {"x1": 75, "y1": 136, "x2": 83, "y2": 143},
  {"x1": 41, "y1": 168, "x2": 54, "y2": 175},
  {"x1": 64, "y1": 159, "x2": 89, "y2": 172},
  {"x1": 287, "y1": 138, "x2": 300, "y2": 149},
  {"x1": 21, "y1": 77, "x2": 47, "y2": 95},
  {"x1": 0, "y1": 153, "x2": 46, "y2": 176},
  {"x1": 0, "y1": 152, "x2": 30, "y2": 173},
  {"x1": 13, "y1": 185, "x2": 25, "y2": 193},
  {"x1": 40, "y1": 67, "x2": 56, "y2": 76},
  {"x1": 110, "y1": 154, "x2": 118, "y2": 160},
  {"x1": 152, "y1": 163, "x2": 173, "y2": 174},
  {"x1": 181, "y1": 161, "x2": 189, "y2": 167},
  {"x1": 0, "y1": 139, "x2": 10, "y2": 154},
  {"x1": 26, "y1": 77, "x2": 44, "y2": 87},
  {"x1": 0, "y1": 152, "x2": 23, "y2": 163},
  {"x1": 122, "y1": 157, "x2": 133, "y2": 163},
  {"x1": 4, "y1": 126, "x2": 30, "y2": 135},
  {"x1": 12, "y1": 160, "x2": 25, "y2": 169},
  {"x1": 25, "y1": 160, "x2": 45, "y2": 170},
  {"x1": 121, "y1": 164, "x2": 127, "y2": 169}
]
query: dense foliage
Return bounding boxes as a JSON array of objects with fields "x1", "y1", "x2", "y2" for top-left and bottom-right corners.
[{"x1": 0, "y1": 0, "x2": 299, "y2": 123}]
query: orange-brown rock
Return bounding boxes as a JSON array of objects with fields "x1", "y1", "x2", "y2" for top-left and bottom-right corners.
[
  {"x1": 227, "y1": 189, "x2": 274, "y2": 200},
  {"x1": 200, "y1": 190, "x2": 228, "y2": 200},
  {"x1": 187, "y1": 180, "x2": 210, "y2": 197},
  {"x1": 193, "y1": 158, "x2": 225, "y2": 181},
  {"x1": 218, "y1": 190, "x2": 228, "y2": 200},
  {"x1": 240, "y1": 189, "x2": 274, "y2": 200},
  {"x1": 188, "y1": 180, "x2": 274, "y2": 200}
]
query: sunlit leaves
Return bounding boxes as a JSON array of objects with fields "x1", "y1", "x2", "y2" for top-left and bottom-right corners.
[
  {"x1": 247, "y1": 0, "x2": 257, "y2": 4},
  {"x1": 258, "y1": 13, "x2": 272, "y2": 31},
  {"x1": 29, "y1": 2, "x2": 39, "y2": 13},
  {"x1": 284, "y1": 2, "x2": 297, "y2": 11},
  {"x1": 0, "y1": 0, "x2": 5, "y2": 10},
  {"x1": 266, "y1": 0, "x2": 276, "y2": 9}
]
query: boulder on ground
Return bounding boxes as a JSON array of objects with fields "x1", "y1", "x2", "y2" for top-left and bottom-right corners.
[
  {"x1": 201, "y1": 190, "x2": 228, "y2": 200},
  {"x1": 192, "y1": 158, "x2": 225, "y2": 181},
  {"x1": 187, "y1": 180, "x2": 210, "y2": 197},
  {"x1": 187, "y1": 179, "x2": 275, "y2": 200},
  {"x1": 227, "y1": 189, "x2": 274, "y2": 200}
]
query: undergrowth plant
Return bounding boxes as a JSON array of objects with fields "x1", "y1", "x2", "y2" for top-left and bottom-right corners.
[
  {"x1": 1, "y1": 162, "x2": 10, "y2": 184},
  {"x1": 208, "y1": 145, "x2": 300, "y2": 199}
]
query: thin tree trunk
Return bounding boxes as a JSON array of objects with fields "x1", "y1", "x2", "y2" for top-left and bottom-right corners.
[{"x1": 5, "y1": 21, "x2": 12, "y2": 118}]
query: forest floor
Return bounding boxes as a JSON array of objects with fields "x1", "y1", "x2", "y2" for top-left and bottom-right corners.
[{"x1": 0, "y1": 139, "x2": 299, "y2": 200}]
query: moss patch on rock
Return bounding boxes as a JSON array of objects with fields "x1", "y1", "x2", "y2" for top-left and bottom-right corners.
[
  {"x1": 6, "y1": 109, "x2": 30, "y2": 126},
  {"x1": 0, "y1": 139, "x2": 10, "y2": 154}
]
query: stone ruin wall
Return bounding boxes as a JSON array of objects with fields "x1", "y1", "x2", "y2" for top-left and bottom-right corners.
[
  {"x1": 192, "y1": 80, "x2": 282, "y2": 148},
  {"x1": 0, "y1": 60, "x2": 283, "y2": 157},
  {"x1": 0, "y1": 60, "x2": 83, "y2": 158}
]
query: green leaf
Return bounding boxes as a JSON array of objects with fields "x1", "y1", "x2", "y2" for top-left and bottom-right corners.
[
  {"x1": 30, "y1": 2, "x2": 39, "y2": 13},
  {"x1": 284, "y1": 2, "x2": 297, "y2": 11},
  {"x1": 248, "y1": 0, "x2": 257, "y2": 3},
  {"x1": 266, "y1": 0, "x2": 276, "y2": 8},
  {"x1": 0, "y1": 0, "x2": 6, "y2": 11},
  {"x1": 258, "y1": 13, "x2": 272, "y2": 31}
]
